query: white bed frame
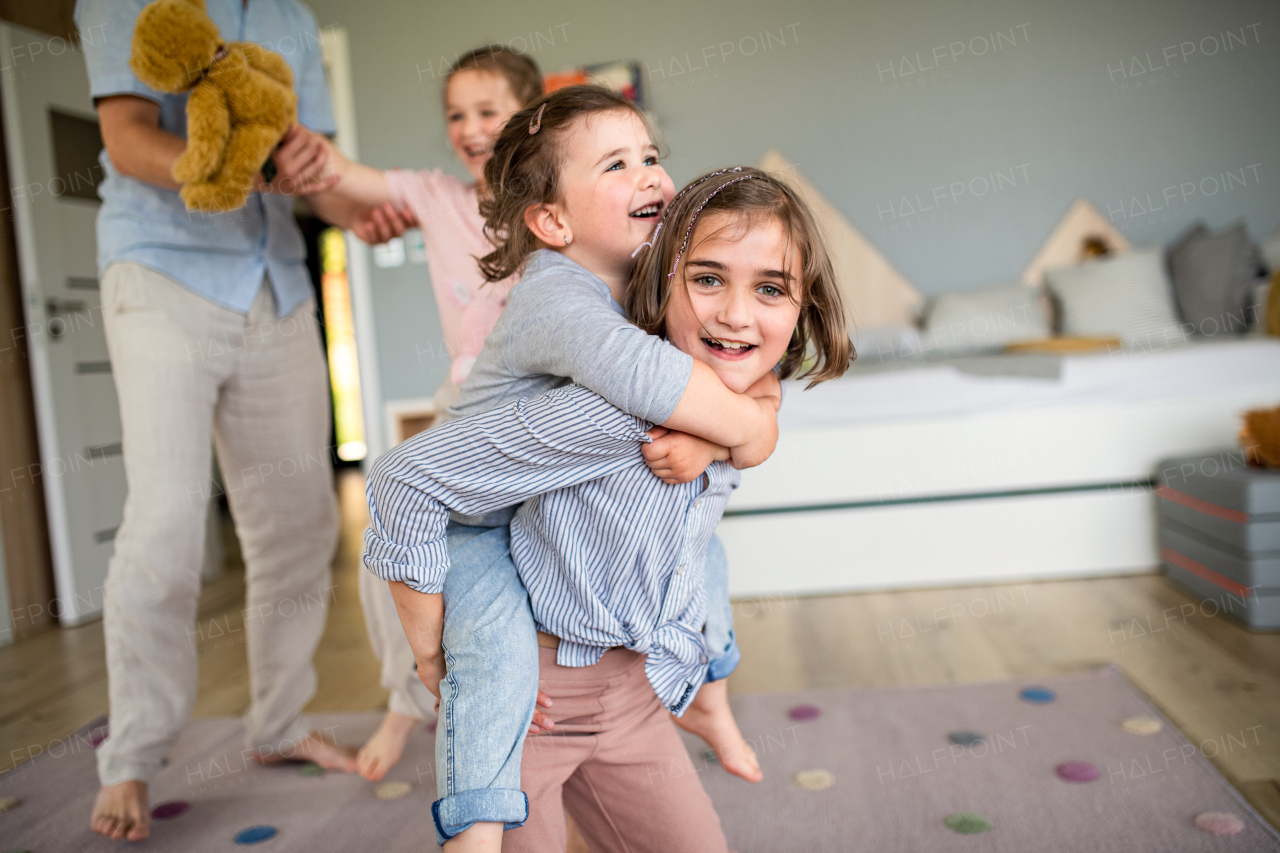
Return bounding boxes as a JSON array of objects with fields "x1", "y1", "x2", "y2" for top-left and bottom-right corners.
[{"x1": 719, "y1": 385, "x2": 1280, "y2": 598}]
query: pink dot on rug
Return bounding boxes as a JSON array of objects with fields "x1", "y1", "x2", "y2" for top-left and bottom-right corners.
[
  {"x1": 1056, "y1": 761, "x2": 1099, "y2": 782},
  {"x1": 788, "y1": 704, "x2": 821, "y2": 721},
  {"x1": 151, "y1": 801, "x2": 190, "y2": 820},
  {"x1": 90, "y1": 728, "x2": 109, "y2": 748},
  {"x1": 427, "y1": 720, "x2": 437, "y2": 734},
  {"x1": 1195, "y1": 812, "x2": 1244, "y2": 835}
]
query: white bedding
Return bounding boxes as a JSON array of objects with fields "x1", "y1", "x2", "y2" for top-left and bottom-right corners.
[{"x1": 780, "y1": 337, "x2": 1280, "y2": 429}]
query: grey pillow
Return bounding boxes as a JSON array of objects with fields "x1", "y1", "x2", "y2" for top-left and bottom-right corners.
[
  {"x1": 919, "y1": 282, "x2": 1050, "y2": 353},
  {"x1": 1045, "y1": 248, "x2": 1187, "y2": 348},
  {"x1": 1168, "y1": 221, "x2": 1260, "y2": 336}
]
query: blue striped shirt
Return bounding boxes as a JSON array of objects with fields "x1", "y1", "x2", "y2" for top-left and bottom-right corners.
[{"x1": 362, "y1": 384, "x2": 738, "y2": 715}]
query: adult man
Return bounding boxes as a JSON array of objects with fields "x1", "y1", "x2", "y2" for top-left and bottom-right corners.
[{"x1": 75, "y1": 0, "x2": 391, "y2": 841}]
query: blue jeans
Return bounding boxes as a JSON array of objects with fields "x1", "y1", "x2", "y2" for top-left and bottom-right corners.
[{"x1": 432, "y1": 522, "x2": 738, "y2": 843}]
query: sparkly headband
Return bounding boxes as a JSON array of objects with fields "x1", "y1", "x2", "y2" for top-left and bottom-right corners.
[
  {"x1": 666, "y1": 171, "x2": 760, "y2": 280},
  {"x1": 528, "y1": 103, "x2": 545, "y2": 134}
]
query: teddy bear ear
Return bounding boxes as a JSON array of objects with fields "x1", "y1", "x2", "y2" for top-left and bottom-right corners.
[{"x1": 129, "y1": 0, "x2": 222, "y2": 93}]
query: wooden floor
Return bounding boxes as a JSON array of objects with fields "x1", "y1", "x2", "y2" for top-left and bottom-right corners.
[{"x1": 2, "y1": 469, "x2": 1278, "y2": 832}]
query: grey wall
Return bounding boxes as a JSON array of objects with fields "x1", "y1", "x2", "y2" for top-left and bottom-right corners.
[{"x1": 304, "y1": 0, "x2": 1280, "y2": 403}]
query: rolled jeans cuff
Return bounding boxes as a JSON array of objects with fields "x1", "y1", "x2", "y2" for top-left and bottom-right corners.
[
  {"x1": 432, "y1": 788, "x2": 529, "y2": 845},
  {"x1": 706, "y1": 629, "x2": 740, "y2": 682}
]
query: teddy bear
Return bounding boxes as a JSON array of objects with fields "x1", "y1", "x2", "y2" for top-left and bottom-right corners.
[{"x1": 128, "y1": 0, "x2": 297, "y2": 213}]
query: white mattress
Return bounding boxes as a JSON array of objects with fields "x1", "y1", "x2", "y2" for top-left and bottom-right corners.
[{"x1": 780, "y1": 337, "x2": 1280, "y2": 429}]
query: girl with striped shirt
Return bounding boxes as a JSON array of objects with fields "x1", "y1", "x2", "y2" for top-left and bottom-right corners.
[{"x1": 366, "y1": 164, "x2": 849, "y2": 850}]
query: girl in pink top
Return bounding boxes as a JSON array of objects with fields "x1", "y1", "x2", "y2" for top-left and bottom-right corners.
[
  {"x1": 383, "y1": 167, "x2": 510, "y2": 392},
  {"x1": 331, "y1": 45, "x2": 545, "y2": 781}
]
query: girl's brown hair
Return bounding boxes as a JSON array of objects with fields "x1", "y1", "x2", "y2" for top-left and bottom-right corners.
[
  {"x1": 477, "y1": 85, "x2": 654, "y2": 282},
  {"x1": 627, "y1": 167, "x2": 853, "y2": 387},
  {"x1": 445, "y1": 45, "x2": 543, "y2": 108}
]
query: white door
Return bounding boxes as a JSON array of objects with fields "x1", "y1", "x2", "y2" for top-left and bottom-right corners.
[{"x1": 0, "y1": 23, "x2": 125, "y2": 626}]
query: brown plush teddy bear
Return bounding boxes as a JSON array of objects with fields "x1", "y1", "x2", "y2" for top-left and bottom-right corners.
[{"x1": 129, "y1": 0, "x2": 297, "y2": 213}]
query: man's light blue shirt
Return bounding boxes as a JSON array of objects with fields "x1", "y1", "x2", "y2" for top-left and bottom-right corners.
[{"x1": 75, "y1": 0, "x2": 337, "y2": 316}]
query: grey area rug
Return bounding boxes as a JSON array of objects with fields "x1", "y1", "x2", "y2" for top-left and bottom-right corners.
[
  {"x1": 682, "y1": 666, "x2": 1280, "y2": 852},
  {"x1": 2, "y1": 667, "x2": 1276, "y2": 851}
]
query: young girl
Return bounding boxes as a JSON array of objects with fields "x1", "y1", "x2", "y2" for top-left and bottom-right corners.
[
  {"x1": 330, "y1": 63, "x2": 762, "y2": 794},
  {"x1": 365, "y1": 165, "x2": 850, "y2": 851},
  {"x1": 365, "y1": 86, "x2": 799, "y2": 851},
  {"x1": 321, "y1": 45, "x2": 545, "y2": 782}
]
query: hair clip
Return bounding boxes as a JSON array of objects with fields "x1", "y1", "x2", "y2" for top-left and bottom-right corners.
[
  {"x1": 630, "y1": 222, "x2": 663, "y2": 258},
  {"x1": 528, "y1": 103, "x2": 545, "y2": 134}
]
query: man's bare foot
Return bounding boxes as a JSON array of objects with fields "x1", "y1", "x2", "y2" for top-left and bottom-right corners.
[
  {"x1": 357, "y1": 711, "x2": 420, "y2": 782},
  {"x1": 673, "y1": 680, "x2": 763, "y2": 783},
  {"x1": 252, "y1": 730, "x2": 359, "y2": 773},
  {"x1": 91, "y1": 779, "x2": 150, "y2": 842}
]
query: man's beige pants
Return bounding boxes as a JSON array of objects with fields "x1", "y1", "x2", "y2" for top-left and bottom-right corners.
[{"x1": 96, "y1": 262, "x2": 339, "y2": 786}]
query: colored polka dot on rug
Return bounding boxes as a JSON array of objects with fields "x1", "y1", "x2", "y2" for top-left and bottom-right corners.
[
  {"x1": 150, "y1": 800, "x2": 190, "y2": 820},
  {"x1": 1019, "y1": 686, "x2": 1056, "y2": 704},
  {"x1": 793, "y1": 769, "x2": 834, "y2": 791},
  {"x1": 1121, "y1": 716, "x2": 1162, "y2": 735},
  {"x1": 235, "y1": 826, "x2": 278, "y2": 844},
  {"x1": 427, "y1": 720, "x2": 438, "y2": 734},
  {"x1": 0, "y1": 796, "x2": 20, "y2": 812},
  {"x1": 375, "y1": 781, "x2": 411, "y2": 800},
  {"x1": 702, "y1": 748, "x2": 718, "y2": 763},
  {"x1": 944, "y1": 812, "x2": 992, "y2": 834},
  {"x1": 90, "y1": 727, "x2": 109, "y2": 748},
  {"x1": 948, "y1": 730, "x2": 984, "y2": 747},
  {"x1": 788, "y1": 704, "x2": 821, "y2": 721},
  {"x1": 1055, "y1": 761, "x2": 1099, "y2": 782},
  {"x1": 1195, "y1": 812, "x2": 1244, "y2": 836},
  {"x1": 298, "y1": 763, "x2": 325, "y2": 777}
]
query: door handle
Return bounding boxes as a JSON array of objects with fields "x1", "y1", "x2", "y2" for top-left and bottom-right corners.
[{"x1": 45, "y1": 297, "x2": 87, "y2": 339}]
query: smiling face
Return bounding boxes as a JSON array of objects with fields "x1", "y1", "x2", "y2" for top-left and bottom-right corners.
[
  {"x1": 664, "y1": 211, "x2": 803, "y2": 393},
  {"x1": 445, "y1": 69, "x2": 524, "y2": 185},
  {"x1": 553, "y1": 109, "x2": 675, "y2": 284}
]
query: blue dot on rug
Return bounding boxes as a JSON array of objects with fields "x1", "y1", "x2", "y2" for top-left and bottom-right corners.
[
  {"x1": 948, "y1": 730, "x2": 984, "y2": 747},
  {"x1": 1019, "y1": 686, "x2": 1056, "y2": 704},
  {"x1": 234, "y1": 826, "x2": 277, "y2": 844},
  {"x1": 788, "y1": 704, "x2": 821, "y2": 721},
  {"x1": 944, "y1": 812, "x2": 992, "y2": 834}
]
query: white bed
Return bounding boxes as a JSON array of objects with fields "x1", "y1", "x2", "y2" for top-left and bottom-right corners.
[{"x1": 719, "y1": 337, "x2": 1280, "y2": 598}]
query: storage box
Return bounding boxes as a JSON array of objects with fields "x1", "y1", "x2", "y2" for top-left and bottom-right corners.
[{"x1": 1155, "y1": 450, "x2": 1280, "y2": 630}]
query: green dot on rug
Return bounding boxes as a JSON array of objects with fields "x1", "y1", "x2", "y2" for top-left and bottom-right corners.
[
  {"x1": 298, "y1": 763, "x2": 325, "y2": 777},
  {"x1": 945, "y1": 812, "x2": 993, "y2": 834}
]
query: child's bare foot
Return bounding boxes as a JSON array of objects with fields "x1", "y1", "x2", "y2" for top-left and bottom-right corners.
[
  {"x1": 673, "y1": 679, "x2": 763, "y2": 783},
  {"x1": 91, "y1": 779, "x2": 150, "y2": 842},
  {"x1": 252, "y1": 730, "x2": 359, "y2": 773},
  {"x1": 357, "y1": 711, "x2": 420, "y2": 781}
]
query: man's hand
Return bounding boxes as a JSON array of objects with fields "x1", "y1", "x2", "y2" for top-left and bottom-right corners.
[
  {"x1": 253, "y1": 124, "x2": 338, "y2": 196},
  {"x1": 643, "y1": 426, "x2": 730, "y2": 484},
  {"x1": 351, "y1": 202, "x2": 416, "y2": 245}
]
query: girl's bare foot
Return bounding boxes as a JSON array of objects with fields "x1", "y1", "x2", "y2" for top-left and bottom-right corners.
[
  {"x1": 91, "y1": 780, "x2": 150, "y2": 842},
  {"x1": 357, "y1": 711, "x2": 420, "y2": 781},
  {"x1": 673, "y1": 680, "x2": 763, "y2": 782},
  {"x1": 252, "y1": 730, "x2": 359, "y2": 773}
]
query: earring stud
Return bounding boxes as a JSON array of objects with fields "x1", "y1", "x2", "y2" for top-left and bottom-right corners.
[{"x1": 563, "y1": 235, "x2": 569, "y2": 246}]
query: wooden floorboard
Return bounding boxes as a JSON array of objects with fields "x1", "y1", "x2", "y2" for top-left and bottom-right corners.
[{"x1": 1, "y1": 470, "x2": 1276, "y2": 830}]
